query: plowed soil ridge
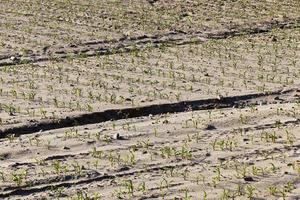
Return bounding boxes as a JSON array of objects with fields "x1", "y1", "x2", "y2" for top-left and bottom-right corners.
[{"x1": 1, "y1": 88, "x2": 298, "y2": 138}]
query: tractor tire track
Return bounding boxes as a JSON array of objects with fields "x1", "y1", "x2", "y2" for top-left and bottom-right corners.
[
  {"x1": 0, "y1": 17, "x2": 300, "y2": 67},
  {"x1": 0, "y1": 160, "x2": 201, "y2": 198},
  {"x1": 3, "y1": 135, "x2": 300, "y2": 198}
]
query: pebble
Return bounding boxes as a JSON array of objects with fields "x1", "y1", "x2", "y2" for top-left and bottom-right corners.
[{"x1": 113, "y1": 133, "x2": 121, "y2": 140}]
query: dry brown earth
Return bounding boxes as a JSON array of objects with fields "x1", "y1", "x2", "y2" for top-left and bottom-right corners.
[{"x1": 1, "y1": 0, "x2": 300, "y2": 199}]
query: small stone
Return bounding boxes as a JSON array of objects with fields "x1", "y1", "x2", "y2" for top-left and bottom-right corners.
[
  {"x1": 118, "y1": 166, "x2": 130, "y2": 172},
  {"x1": 147, "y1": 0, "x2": 159, "y2": 5},
  {"x1": 162, "y1": 119, "x2": 169, "y2": 124},
  {"x1": 142, "y1": 150, "x2": 148, "y2": 154},
  {"x1": 10, "y1": 56, "x2": 20, "y2": 62},
  {"x1": 218, "y1": 157, "x2": 226, "y2": 161},
  {"x1": 204, "y1": 124, "x2": 216, "y2": 130},
  {"x1": 87, "y1": 140, "x2": 95, "y2": 145},
  {"x1": 244, "y1": 176, "x2": 254, "y2": 182},
  {"x1": 270, "y1": 36, "x2": 278, "y2": 42},
  {"x1": 217, "y1": 95, "x2": 224, "y2": 100},
  {"x1": 113, "y1": 133, "x2": 121, "y2": 140},
  {"x1": 63, "y1": 146, "x2": 70, "y2": 150}
]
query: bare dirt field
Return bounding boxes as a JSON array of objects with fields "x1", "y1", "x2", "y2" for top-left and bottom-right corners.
[{"x1": 1, "y1": 0, "x2": 300, "y2": 199}]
